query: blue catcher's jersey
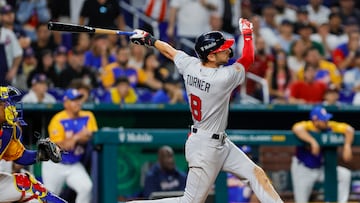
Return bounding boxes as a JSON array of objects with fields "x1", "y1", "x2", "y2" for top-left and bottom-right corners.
[{"x1": 0, "y1": 125, "x2": 25, "y2": 161}]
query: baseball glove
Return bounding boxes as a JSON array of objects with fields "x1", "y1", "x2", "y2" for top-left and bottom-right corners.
[{"x1": 36, "y1": 138, "x2": 62, "y2": 163}]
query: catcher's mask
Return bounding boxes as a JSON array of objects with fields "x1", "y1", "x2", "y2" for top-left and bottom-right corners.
[{"x1": 0, "y1": 86, "x2": 27, "y2": 126}]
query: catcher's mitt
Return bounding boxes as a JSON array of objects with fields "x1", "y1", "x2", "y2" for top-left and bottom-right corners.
[{"x1": 36, "y1": 138, "x2": 62, "y2": 163}]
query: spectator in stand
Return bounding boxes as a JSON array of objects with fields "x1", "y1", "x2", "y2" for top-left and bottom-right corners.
[
  {"x1": 288, "y1": 63, "x2": 327, "y2": 104},
  {"x1": 322, "y1": 83, "x2": 342, "y2": 106},
  {"x1": 52, "y1": 46, "x2": 70, "y2": 86},
  {"x1": 328, "y1": 12, "x2": 345, "y2": 37},
  {"x1": 151, "y1": 78, "x2": 187, "y2": 104},
  {"x1": 0, "y1": 4, "x2": 31, "y2": 50},
  {"x1": 259, "y1": 5, "x2": 280, "y2": 50},
  {"x1": 142, "y1": 145, "x2": 187, "y2": 199},
  {"x1": 332, "y1": 30, "x2": 360, "y2": 73},
  {"x1": 240, "y1": 0, "x2": 253, "y2": 20},
  {"x1": 296, "y1": 22, "x2": 325, "y2": 56},
  {"x1": 46, "y1": 0, "x2": 72, "y2": 48},
  {"x1": 343, "y1": 51, "x2": 360, "y2": 104},
  {"x1": 166, "y1": 0, "x2": 216, "y2": 56},
  {"x1": 293, "y1": 6, "x2": 317, "y2": 34},
  {"x1": 100, "y1": 46, "x2": 147, "y2": 89},
  {"x1": 68, "y1": 78, "x2": 98, "y2": 104},
  {"x1": 102, "y1": 76, "x2": 138, "y2": 104},
  {"x1": 209, "y1": 11, "x2": 235, "y2": 41},
  {"x1": 336, "y1": 0, "x2": 360, "y2": 27},
  {"x1": 30, "y1": 23, "x2": 58, "y2": 63},
  {"x1": 305, "y1": 0, "x2": 331, "y2": 26},
  {"x1": 27, "y1": 49, "x2": 60, "y2": 88},
  {"x1": 311, "y1": 22, "x2": 342, "y2": 60},
  {"x1": 59, "y1": 48, "x2": 98, "y2": 89},
  {"x1": 287, "y1": 39, "x2": 306, "y2": 80},
  {"x1": 142, "y1": 0, "x2": 169, "y2": 42},
  {"x1": 271, "y1": 0, "x2": 297, "y2": 25},
  {"x1": 73, "y1": 32, "x2": 91, "y2": 54},
  {"x1": 107, "y1": 34, "x2": 121, "y2": 56},
  {"x1": 79, "y1": 0, "x2": 128, "y2": 46},
  {"x1": 128, "y1": 43, "x2": 147, "y2": 70},
  {"x1": 297, "y1": 47, "x2": 342, "y2": 89},
  {"x1": 218, "y1": 0, "x2": 240, "y2": 36},
  {"x1": 275, "y1": 19, "x2": 299, "y2": 54},
  {"x1": 84, "y1": 34, "x2": 115, "y2": 71},
  {"x1": 139, "y1": 51, "x2": 167, "y2": 92},
  {"x1": 336, "y1": 17, "x2": 360, "y2": 47},
  {"x1": 16, "y1": 0, "x2": 51, "y2": 41},
  {"x1": 0, "y1": 14, "x2": 23, "y2": 86},
  {"x1": 47, "y1": 0, "x2": 71, "y2": 23},
  {"x1": 265, "y1": 49, "x2": 292, "y2": 104},
  {"x1": 250, "y1": 0, "x2": 272, "y2": 15},
  {"x1": 246, "y1": 36, "x2": 274, "y2": 100},
  {"x1": 250, "y1": 15, "x2": 262, "y2": 39},
  {"x1": 21, "y1": 73, "x2": 56, "y2": 104},
  {"x1": 14, "y1": 47, "x2": 37, "y2": 90}
]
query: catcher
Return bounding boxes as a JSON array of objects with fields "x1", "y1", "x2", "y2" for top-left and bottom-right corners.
[{"x1": 0, "y1": 86, "x2": 66, "y2": 203}]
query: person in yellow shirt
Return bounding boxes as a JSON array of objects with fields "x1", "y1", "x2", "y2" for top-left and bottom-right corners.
[
  {"x1": 102, "y1": 76, "x2": 138, "y2": 104},
  {"x1": 291, "y1": 105, "x2": 353, "y2": 203},
  {"x1": 296, "y1": 47, "x2": 342, "y2": 88},
  {"x1": 100, "y1": 46, "x2": 147, "y2": 89},
  {"x1": 42, "y1": 88, "x2": 98, "y2": 203}
]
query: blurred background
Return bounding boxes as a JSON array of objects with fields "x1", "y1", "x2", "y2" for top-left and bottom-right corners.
[{"x1": 1, "y1": 0, "x2": 360, "y2": 202}]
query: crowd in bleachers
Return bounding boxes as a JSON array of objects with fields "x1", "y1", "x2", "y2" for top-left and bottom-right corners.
[{"x1": 1, "y1": 0, "x2": 360, "y2": 105}]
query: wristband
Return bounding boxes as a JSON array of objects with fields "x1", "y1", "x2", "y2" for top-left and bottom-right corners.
[{"x1": 148, "y1": 36, "x2": 157, "y2": 46}]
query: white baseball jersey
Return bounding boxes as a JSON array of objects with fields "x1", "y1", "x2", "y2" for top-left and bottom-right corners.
[
  {"x1": 128, "y1": 41, "x2": 284, "y2": 203},
  {"x1": 174, "y1": 51, "x2": 245, "y2": 133}
]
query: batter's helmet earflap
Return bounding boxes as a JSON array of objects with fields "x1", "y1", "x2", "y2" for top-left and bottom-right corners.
[
  {"x1": 195, "y1": 31, "x2": 235, "y2": 62},
  {"x1": 0, "y1": 86, "x2": 26, "y2": 126}
]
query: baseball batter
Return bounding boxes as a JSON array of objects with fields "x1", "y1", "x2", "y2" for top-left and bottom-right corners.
[
  {"x1": 128, "y1": 18, "x2": 283, "y2": 203},
  {"x1": 0, "y1": 86, "x2": 66, "y2": 203}
]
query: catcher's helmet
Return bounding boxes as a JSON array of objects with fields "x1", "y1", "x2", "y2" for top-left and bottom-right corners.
[
  {"x1": 0, "y1": 86, "x2": 26, "y2": 126},
  {"x1": 195, "y1": 31, "x2": 234, "y2": 62}
]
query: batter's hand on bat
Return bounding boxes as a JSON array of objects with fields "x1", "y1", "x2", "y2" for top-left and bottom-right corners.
[
  {"x1": 130, "y1": 29, "x2": 157, "y2": 47},
  {"x1": 239, "y1": 18, "x2": 253, "y2": 36}
]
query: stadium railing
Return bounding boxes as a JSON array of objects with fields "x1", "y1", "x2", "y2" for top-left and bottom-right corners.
[{"x1": 93, "y1": 128, "x2": 360, "y2": 203}]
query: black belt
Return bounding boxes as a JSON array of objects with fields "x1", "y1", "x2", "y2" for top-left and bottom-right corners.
[{"x1": 192, "y1": 127, "x2": 220, "y2": 140}]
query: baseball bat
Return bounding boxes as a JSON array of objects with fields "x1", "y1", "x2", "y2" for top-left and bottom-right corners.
[{"x1": 47, "y1": 21, "x2": 135, "y2": 36}]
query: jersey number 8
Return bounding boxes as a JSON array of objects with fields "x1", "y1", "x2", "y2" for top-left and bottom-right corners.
[{"x1": 190, "y1": 94, "x2": 202, "y2": 121}]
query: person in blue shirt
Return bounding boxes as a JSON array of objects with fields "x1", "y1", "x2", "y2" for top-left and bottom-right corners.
[{"x1": 143, "y1": 145, "x2": 187, "y2": 199}]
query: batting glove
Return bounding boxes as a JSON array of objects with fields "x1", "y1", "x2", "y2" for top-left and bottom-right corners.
[
  {"x1": 130, "y1": 29, "x2": 157, "y2": 47},
  {"x1": 239, "y1": 18, "x2": 253, "y2": 36}
]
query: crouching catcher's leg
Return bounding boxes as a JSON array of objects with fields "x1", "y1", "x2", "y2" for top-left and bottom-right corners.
[{"x1": 13, "y1": 172, "x2": 68, "y2": 203}]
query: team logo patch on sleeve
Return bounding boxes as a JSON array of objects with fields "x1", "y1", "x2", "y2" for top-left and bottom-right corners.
[{"x1": 234, "y1": 64, "x2": 243, "y2": 72}]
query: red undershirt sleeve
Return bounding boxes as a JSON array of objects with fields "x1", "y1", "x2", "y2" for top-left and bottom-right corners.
[{"x1": 236, "y1": 34, "x2": 254, "y2": 71}]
